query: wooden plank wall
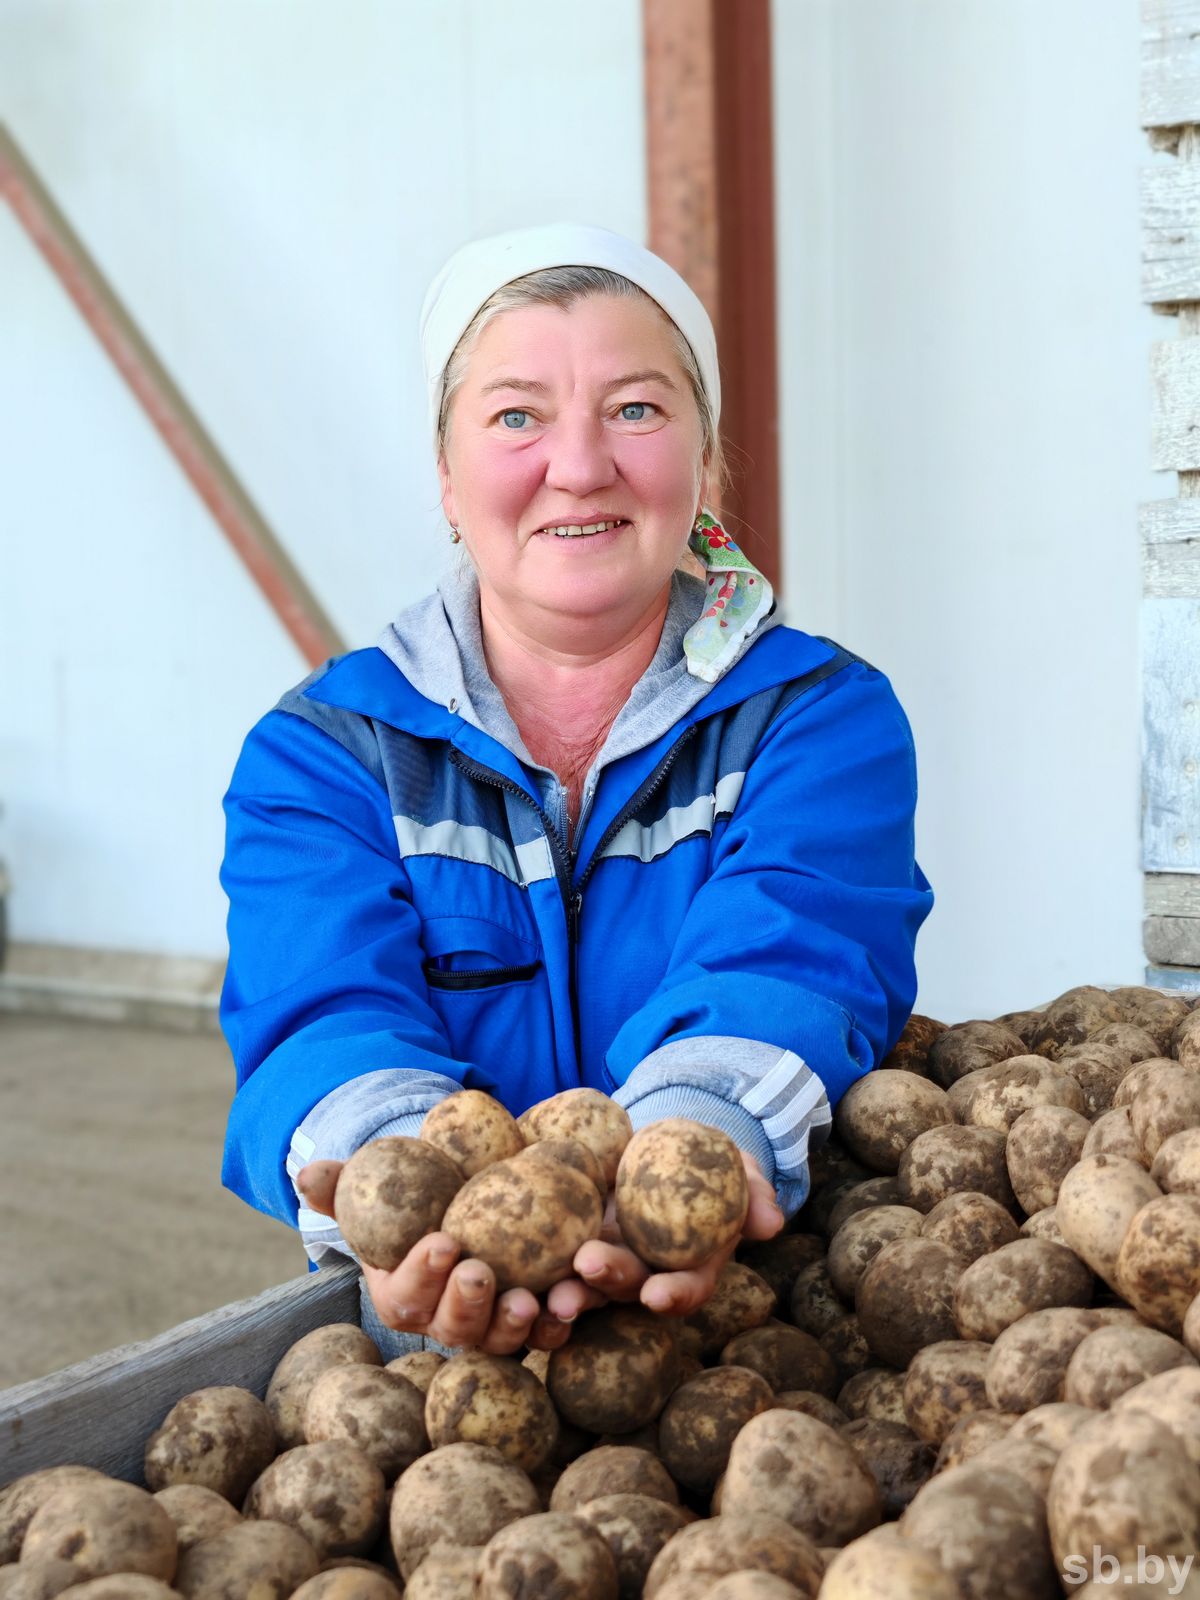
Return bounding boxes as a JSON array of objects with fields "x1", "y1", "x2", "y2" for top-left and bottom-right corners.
[{"x1": 1142, "y1": 0, "x2": 1200, "y2": 985}]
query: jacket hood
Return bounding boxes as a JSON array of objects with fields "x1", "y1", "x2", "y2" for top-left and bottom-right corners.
[{"x1": 375, "y1": 560, "x2": 783, "y2": 779}]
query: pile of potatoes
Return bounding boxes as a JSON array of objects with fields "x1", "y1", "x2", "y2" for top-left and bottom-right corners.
[{"x1": 2, "y1": 984, "x2": 1199, "y2": 1598}]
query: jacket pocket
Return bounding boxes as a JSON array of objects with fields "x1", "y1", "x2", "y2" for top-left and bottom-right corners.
[{"x1": 423, "y1": 959, "x2": 541, "y2": 992}]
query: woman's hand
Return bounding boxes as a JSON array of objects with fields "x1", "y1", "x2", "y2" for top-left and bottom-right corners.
[
  {"x1": 296, "y1": 1160, "x2": 560, "y2": 1354},
  {"x1": 545, "y1": 1152, "x2": 785, "y2": 1324}
]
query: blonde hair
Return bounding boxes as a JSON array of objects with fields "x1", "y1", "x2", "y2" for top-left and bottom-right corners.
[{"x1": 436, "y1": 265, "x2": 727, "y2": 501}]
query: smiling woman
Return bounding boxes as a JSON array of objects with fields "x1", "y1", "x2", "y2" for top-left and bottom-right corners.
[{"x1": 218, "y1": 223, "x2": 933, "y2": 1360}]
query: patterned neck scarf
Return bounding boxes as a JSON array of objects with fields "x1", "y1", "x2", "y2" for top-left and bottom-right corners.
[{"x1": 683, "y1": 511, "x2": 776, "y2": 683}]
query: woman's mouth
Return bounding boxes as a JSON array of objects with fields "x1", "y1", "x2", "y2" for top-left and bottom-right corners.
[{"x1": 535, "y1": 518, "x2": 631, "y2": 540}]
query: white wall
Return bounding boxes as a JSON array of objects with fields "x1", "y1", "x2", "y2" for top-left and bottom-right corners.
[
  {"x1": 773, "y1": 0, "x2": 1159, "y2": 1021},
  {"x1": 0, "y1": 0, "x2": 646, "y2": 955}
]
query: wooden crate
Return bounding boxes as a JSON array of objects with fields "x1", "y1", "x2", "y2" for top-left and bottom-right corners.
[{"x1": 0, "y1": 1263, "x2": 360, "y2": 1488}]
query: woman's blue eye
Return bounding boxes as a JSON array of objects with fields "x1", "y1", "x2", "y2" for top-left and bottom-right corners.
[
  {"x1": 501, "y1": 410, "x2": 528, "y2": 429},
  {"x1": 620, "y1": 402, "x2": 649, "y2": 421}
]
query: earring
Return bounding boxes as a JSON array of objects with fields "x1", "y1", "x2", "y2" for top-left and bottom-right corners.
[{"x1": 448, "y1": 526, "x2": 462, "y2": 544}]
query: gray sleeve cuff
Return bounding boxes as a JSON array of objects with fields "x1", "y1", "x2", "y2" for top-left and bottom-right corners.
[
  {"x1": 612, "y1": 1035, "x2": 831, "y2": 1218},
  {"x1": 286, "y1": 1070, "x2": 459, "y2": 1266}
]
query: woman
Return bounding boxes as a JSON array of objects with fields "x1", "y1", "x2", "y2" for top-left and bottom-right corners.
[{"x1": 219, "y1": 223, "x2": 933, "y2": 1357}]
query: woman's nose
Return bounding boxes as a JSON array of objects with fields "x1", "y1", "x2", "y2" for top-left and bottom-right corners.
[{"x1": 543, "y1": 414, "x2": 617, "y2": 496}]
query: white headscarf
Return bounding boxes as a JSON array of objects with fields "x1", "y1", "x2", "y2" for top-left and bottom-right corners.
[{"x1": 419, "y1": 222, "x2": 721, "y2": 449}]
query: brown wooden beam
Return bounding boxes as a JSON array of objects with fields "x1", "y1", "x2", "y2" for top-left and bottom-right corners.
[
  {"x1": 644, "y1": 0, "x2": 781, "y2": 588},
  {"x1": 0, "y1": 121, "x2": 345, "y2": 668}
]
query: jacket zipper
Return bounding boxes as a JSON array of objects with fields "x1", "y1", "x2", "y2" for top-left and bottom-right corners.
[{"x1": 449, "y1": 725, "x2": 699, "y2": 1073}]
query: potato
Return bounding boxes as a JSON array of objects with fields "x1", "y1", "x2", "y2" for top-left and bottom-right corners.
[
  {"x1": 965, "y1": 1057, "x2": 1085, "y2": 1133},
  {"x1": 291, "y1": 1571, "x2": 401, "y2": 1600},
  {"x1": 996, "y1": 1008, "x2": 1042, "y2": 1046},
  {"x1": 1175, "y1": 1002, "x2": 1200, "y2": 1059},
  {"x1": 826, "y1": 1177, "x2": 903, "y2": 1238},
  {"x1": 806, "y1": 1178, "x2": 867, "y2": 1242},
  {"x1": 1113, "y1": 1365, "x2": 1200, "y2": 1466},
  {"x1": 1056, "y1": 1043, "x2": 1133, "y2": 1118},
  {"x1": 984, "y1": 1307, "x2": 1101, "y2": 1412},
  {"x1": 787, "y1": 1262, "x2": 845, "y2": 1338},
  {"x1": 303, "y1": 1366, "x2": 427, "y2": 1482},
  {"x1": 46, "y1": 1581, "x2": 178, "y2": 1599},
  {"x1": 142, "y1": 1387, "x2": 275, "y2": 1506},
  {"x1": 403, "y1": 1545, "x2": 483, "y2": 1598},
  {"x1": 704, "y1": 1578, "x2": 810, "y2": 1600},
  {"x1": 897, "y1": 1125, "x2": 1013, "y2": 1213},
  {"x1": 658, "y1": 1367, "x2": 773, "y2": 1493},
  {"x1": 1114, "y1": 1193, "x2": 1200, "y2": 1335},
  {"x1": 517, "y1": 1089, "x2": 631, "y2": 1186},
  {"x1": 1047, "y1": 1408, "x2": 1200, "y2": 1576},
  {"x1": 1020, "y1": 1208, "x2": 1067, "y2": 1245},
  {"x1": 769, "y1": 1391, "x2": 849, "y2": 1429},
  {"x1": 819, "y1": 1526, "x2": 962, "y2": 1600},
  {"x1": 827, "y1": 1206, "x2": 923, "y2": 1301},
  {"x1": 944, "y1": 1064, "x2": 1006, "y2": 1123},
  {"x1": 442, "y1": 1154, "x2": 602, "y2": 1293},
  {"x1": 736, "y1": 1234, "x2": 823, "y2": 1301},
  {"x1": 0, "y1": 1559, "x2": 80, "y2": 1599},
  {"x1": 818, "y1": 1314, "x2": 874, "y2": 1385},
  {"x1": 420, "y1": 1090, "x2": 523, "y2": 1176},
  {"x1": 902, "y1": 1340, "x2": 991, "y2": 1444},
  {"x1": 720, "y1": 1410, "x2": 880, "y2": 1545},
  {"x1": 927, "y1": 1021, "x2": 1026, "y2": 1087},
  {"x1": 515, "y1": 1137, "x2": 606, "y2": 1200},
  {"x1": 573, "y1": 1495, "x2": 691, "y2": 1600},
  {"x1": 1029, "y1": 985, "x2": 1123, "y2": 1058},
  {"x1": 266, "y1": 1326, "x2": 382, "y2": 1450},
  {"x1": 968, "y1": 1435, "x2": 1058, "y2": 1496},
  {"x1": 22, "y1": 1481, "x2": 176, "y2": 1584},
  {"x1": 719, "y1": 1324, "x2": 837, "y2": 1398},
  {"x1": 1152, "y1": 1126, "x2": 1200, "y2": 1194},
  {"x1": 920, "y1": 1191, "x2": 1020, "y2": 1264},
  {"x1": 1131, "y1": 1066, "x2": 1200, "y2": 1162},
  {"x1": 643, "y1": 1512, "x2": 824, "y2": 1598},
  {"x1": 1005, "y1": 1105, "x2": 1091, "y2": 1215},
  {"x1": 1054, "y1": 1153, "x2": 1161, "y2": 1287},
  {"x1": 1085, "y1": 1021, "x2": 1160, "y2": 1061},
  {"x1": 900, "y1": 1462, "x2": 1058, "y2": 1600},
  {"x1": 855, "y1": 1238, "x2": 962, "y2": 1366},
  {"x1": 424, "y1": 1351, "x2": 557, "y2": 1474},
  {"x1": 550, "y1": 1446, "x2": 678, "y2": 1512},
  {"x1": 475, "y1": 1512, "x2": 617, "y2": 1599},
  {"x1": 953, "y1": 1237, "x2": 1092, "y2": 1342},
  {"x1": 839, "y1": 1419, "x2": 935, "y2": 1517},
  {"x1": 152, "y1": 1486, "x2": 241, "y2": 1552},
  {"x1": 173, "y1": 1518, "x2": 319, "y2": 1598},
  {"x1": 1008, "y1": 1401, "x2": 1093, "y2": 1450},
  {"x1": 334, "y1": 1137, "x2": 464, "y2": 1271},
  {"x1": 1064, "y1": 1322, "x2": 1196, "y2": 1409},
  {"x1": 1187, "y1": 1292, "x2": 1200, "y2": 1358},
  {"x1": 681, "y1": 1262, "x2": 775, "y2": 1357},
  {"x1": 1080, "y1": 1105, "x2": 1140, "y2": 1161},
  {"x1": 615, "y1": 1120, "x2": 748, "y2": 1271},
  {"x1": 1111, "y1": 987, "x2": 1192, "y2": 1051},
  {"x1": 0, "y1": 1469, "x2": 107, "y2": 1565},
  {"x1": 384, "y1": 1351, "x2": 444, "y2": 1394},
  {"x1": 549, "y1": 1307, "x2": 681, "y2": 1433},
  {"x1": 1114, "y1": 1057, "x2": 1184, "y2": 1109},
  {"x1": 836, "y1": 1369, "x2": 906, "y2": 1426},
  {"x1": 833, "y1": 1071, "x2": 954, "y2": 1173},
  {"x1": 388, "y1": 1443, "x2": 538, "y2": 1579},
  {"x1": 473, "y1": 1510, "x2": 620, "y2": 1600},
  {"x1": 244, "y1": 1442, "x2": 385, "y2": 1560},
  {"x1": 933, "y1": 1410, "x2": 1016, "y2": 1471},
  {"x1": 881, "y1": 1013, "x2": 948, "y2": 1073}
]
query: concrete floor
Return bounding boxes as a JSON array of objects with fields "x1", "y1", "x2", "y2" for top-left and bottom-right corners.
[{"x1": 0, "y1": 1014, "x2": 304, "y2": 1389}]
